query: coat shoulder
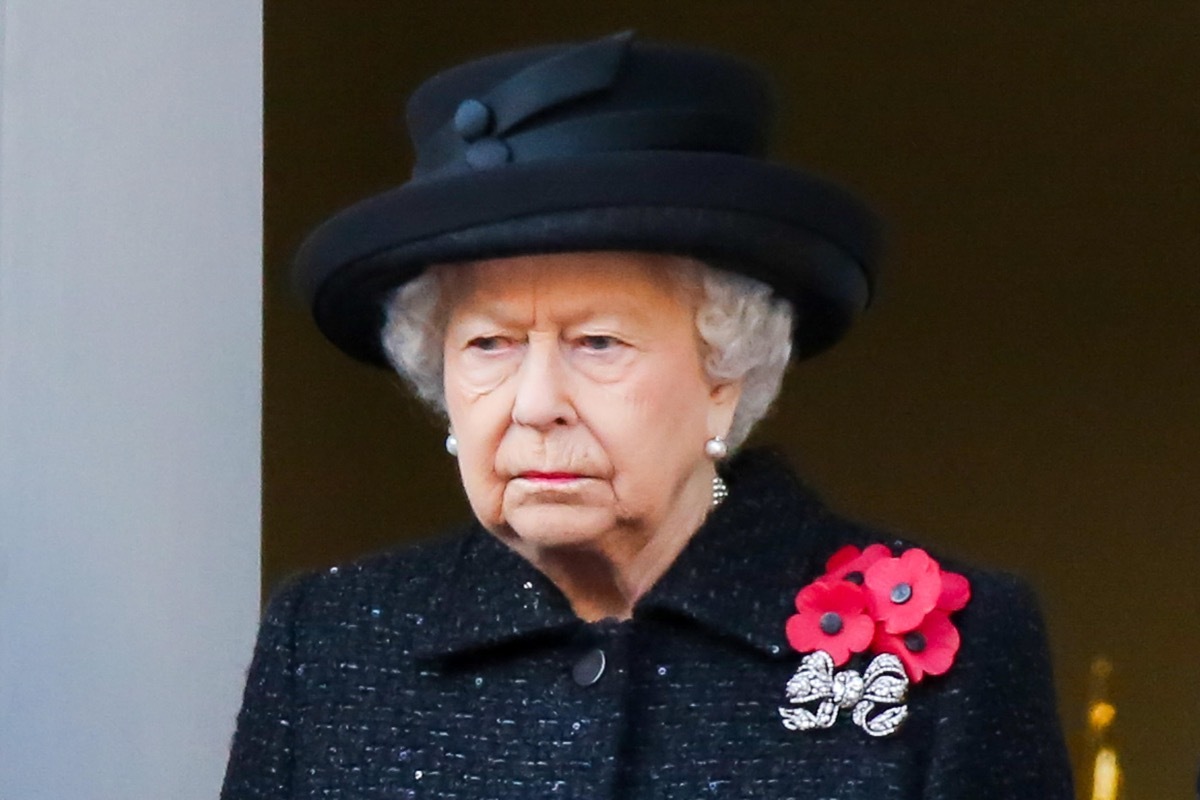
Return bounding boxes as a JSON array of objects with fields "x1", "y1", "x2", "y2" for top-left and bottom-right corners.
[{"x1": 262, "y1": 524, "x2": 475, "y2": 630}]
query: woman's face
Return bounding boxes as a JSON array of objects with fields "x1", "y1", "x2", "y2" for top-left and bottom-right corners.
[{"x1": 442, "y1": 252, "x2": 740, "y2": 559}]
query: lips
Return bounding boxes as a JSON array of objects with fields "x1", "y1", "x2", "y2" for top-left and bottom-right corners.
[{"x1": 518, "y1": 471, "x2": 585, "y2": 481}]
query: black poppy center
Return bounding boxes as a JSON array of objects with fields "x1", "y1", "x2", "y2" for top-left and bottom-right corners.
[
  {"x1": 844, "y1": 571, "x2": 864, "y2": 585},
  {"x1": 819, "y1": 612, "x2": 844, "y2": 635},
  {"x1": 890, "y1": 582, "x2": 913, "y2": 604},
  {"x1": 904, "y1": 631, "x2": 927, "y2": 653}
]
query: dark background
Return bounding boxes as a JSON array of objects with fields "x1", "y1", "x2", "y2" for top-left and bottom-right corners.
[{"x1": 264, "y1": 4, "x2": 1199, "y2": 797}]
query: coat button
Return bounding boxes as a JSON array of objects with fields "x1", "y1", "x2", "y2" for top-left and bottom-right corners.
[{"x1": 572, "y1": 648, "x2": 606, "y2": 687}]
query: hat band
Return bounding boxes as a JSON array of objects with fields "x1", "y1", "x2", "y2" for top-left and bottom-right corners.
[{"x1": 413, "y1": 107, "x2": 764, "y2": 180}]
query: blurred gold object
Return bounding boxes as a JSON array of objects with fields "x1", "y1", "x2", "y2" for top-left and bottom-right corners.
[
  {"x1": 1092, "y1": 747, "x2": 1119, "y2": 800},
  {"x1": 1088, "y1": 701, "x2": 1115, "y2": 733},
  {"x1": 1086, "y1": 657, "x2": 1122, "y2": 800}
]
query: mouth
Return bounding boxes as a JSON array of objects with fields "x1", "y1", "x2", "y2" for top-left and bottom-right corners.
[{"x1": 516, "y1": 471, "x2": 587, "y2": 483}]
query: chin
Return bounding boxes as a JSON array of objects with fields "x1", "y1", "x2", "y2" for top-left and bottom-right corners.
[{"x1": 502, "y1": 505, "x2": 617, "y2": 552}]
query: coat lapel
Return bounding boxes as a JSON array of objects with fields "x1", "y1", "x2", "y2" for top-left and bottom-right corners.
[
  {"x1": 635, "y1": 450, "x2": 834, "y2": 658},
  {"x1": 410, "y1": 525, "x2": 581, "y2": 660}
]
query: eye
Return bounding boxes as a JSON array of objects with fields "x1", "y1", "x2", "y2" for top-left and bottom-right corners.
[
  {"x1": 467, "y1": 335, "x2": 510, "y2": 352},
  {"x1": 578, "y1": 335, "x2": 622, "y2": 352}
]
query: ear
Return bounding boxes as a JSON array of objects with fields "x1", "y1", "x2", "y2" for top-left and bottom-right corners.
[{"x1": 706, "y1": 379, "x2": 743, "y2": 439}]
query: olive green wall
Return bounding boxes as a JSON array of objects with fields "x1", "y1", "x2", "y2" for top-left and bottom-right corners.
[{"x1": 265, "y1": 4, "x2": 1199, "y2": 797}]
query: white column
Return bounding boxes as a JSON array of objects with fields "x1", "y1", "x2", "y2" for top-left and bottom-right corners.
[{"x1": 0, "y1": 3, "x2": 262, "y2": 798}]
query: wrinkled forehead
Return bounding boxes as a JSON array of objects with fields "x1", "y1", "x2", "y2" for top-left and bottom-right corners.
[{"x1": 441, "y1": 251, "x2": 702, "y2": 325}]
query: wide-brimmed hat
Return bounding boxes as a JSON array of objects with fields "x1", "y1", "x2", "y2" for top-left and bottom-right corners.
[{"x1": 294, "y1": 31, "x2": 883, "y2": 366}]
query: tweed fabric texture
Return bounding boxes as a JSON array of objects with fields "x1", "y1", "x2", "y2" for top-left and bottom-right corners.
[{"x1": 221, "y1": 451, "x2": 1073, "y2": 799}]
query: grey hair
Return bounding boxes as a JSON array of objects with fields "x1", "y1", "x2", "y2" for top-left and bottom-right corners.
[{"x1": 381, "y1": 256, "x2": 794, "y2": 449}]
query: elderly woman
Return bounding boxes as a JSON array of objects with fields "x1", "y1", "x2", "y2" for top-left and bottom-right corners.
[{"x1": 223, "y1": 33, "x2": 1073, "y2": 799}]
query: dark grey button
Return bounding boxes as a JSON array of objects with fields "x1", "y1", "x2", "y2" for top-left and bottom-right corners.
[
  {"x1": 453, "y1": 98, "x2": 492, "y2": 141},
  {"x1": 572, "y1": 648, "x2": 606, "y2": 687},
  {"x1": 464, "y1": 137, "x2": 511, "y2": 170}
]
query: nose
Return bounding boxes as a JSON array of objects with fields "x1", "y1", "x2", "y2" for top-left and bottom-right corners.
[{"x1": 511, "y1": 338, "x2": 577, "y2": 430}]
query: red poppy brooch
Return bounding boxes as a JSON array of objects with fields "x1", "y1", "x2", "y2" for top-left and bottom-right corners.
[{"x1": 778, "y1": 544, "x2": 971, "y2": 737}]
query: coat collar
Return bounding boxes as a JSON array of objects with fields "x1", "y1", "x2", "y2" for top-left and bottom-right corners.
[{"x1": 411, "y1": 450, "x2": 834, "y2": 661}]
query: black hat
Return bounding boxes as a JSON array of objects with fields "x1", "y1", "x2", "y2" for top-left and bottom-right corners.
[{"x1": 294, "y1": 31, "x2": 883, "y2": 366}]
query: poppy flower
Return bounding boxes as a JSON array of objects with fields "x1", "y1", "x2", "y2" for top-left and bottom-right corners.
[
  {"x1": 863, "y1": 548, "x2": 943, "y2": 634},
  {"x1": 785, "y1": 580, "x2": 874, "y2": 666},
  {"x1": 937, "y1": 570, "x2": 971, "y2": 612},
  {"x1": 824, "y1": 543, "x2": 892, "y2": 586},
  {"x1": 873, "y1": 610, "x2": 961, "y2": 682}
]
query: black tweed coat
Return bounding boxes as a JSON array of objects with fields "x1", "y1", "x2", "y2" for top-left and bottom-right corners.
[{"x1": 221, "y1": 451, "x2": 1073, "y2": 799}]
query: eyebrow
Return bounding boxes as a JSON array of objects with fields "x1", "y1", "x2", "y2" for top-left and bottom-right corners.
[{"x1": 451, "y1": 295, "x2": 661, "y2": 331}]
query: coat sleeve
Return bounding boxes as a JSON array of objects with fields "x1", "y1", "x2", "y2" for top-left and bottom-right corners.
[
  {"x1": 220, "y1": 577, "x2": 308, "y2": 800},
  {"x1": 921, "y1": 571, "x2": 1075, "y2": 799}
]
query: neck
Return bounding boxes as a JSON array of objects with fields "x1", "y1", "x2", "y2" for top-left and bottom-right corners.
[{"x1": 527, "y1": 468, "x2": 716, "y2": 621}]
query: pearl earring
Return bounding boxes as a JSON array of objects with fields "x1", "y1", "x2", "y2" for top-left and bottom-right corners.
[
  {"x1": 445, "y1": 433, "x2": 459, "y2": 456},
  {"x1": 704, "y1": 436, "x2": 728, "y2": 460}
]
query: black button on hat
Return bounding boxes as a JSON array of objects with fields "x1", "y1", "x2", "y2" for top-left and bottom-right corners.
[
  {"x1": 465, "y1": 138, "x2": 511, "y2": 170},
  {"x1": 453, "y1": 98, "x2": 493, "y2": 141},
  {"x1": 572, "y1": 648, "x2": 606, "y2": 686}
]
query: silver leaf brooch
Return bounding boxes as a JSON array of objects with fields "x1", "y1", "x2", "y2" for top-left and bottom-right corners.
[{"x1": 778, "y1": 544, "x2": 972, "y2": 738}]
